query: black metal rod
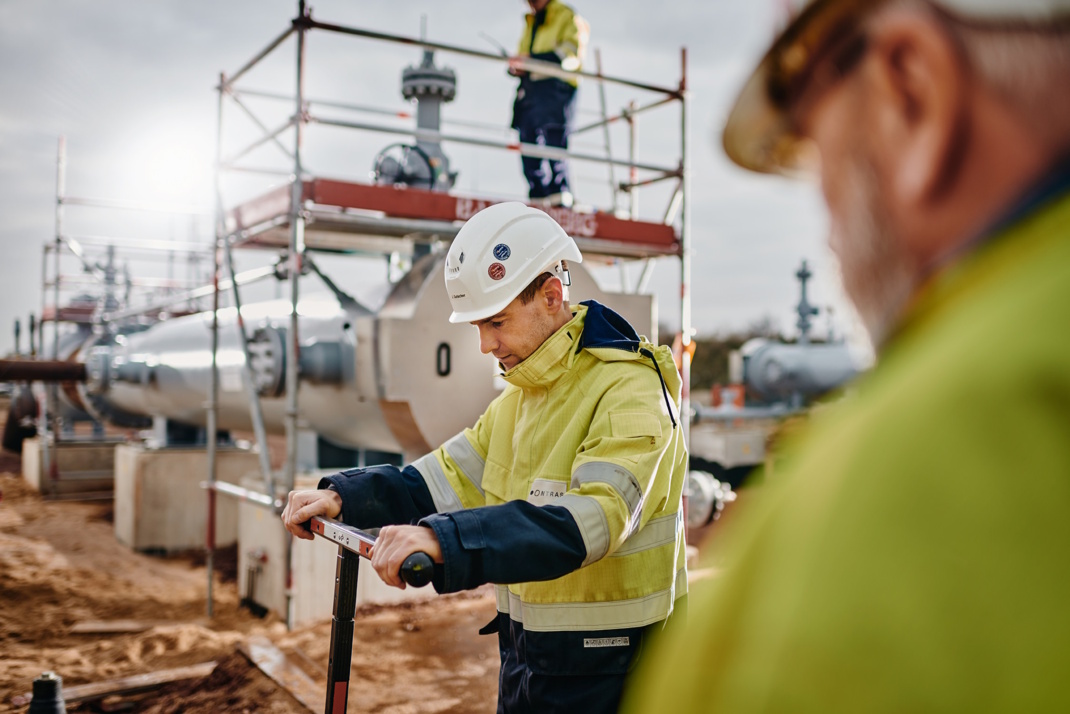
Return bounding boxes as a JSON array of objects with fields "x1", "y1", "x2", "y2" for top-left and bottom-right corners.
[{"x1": 325, "y1": 545, "x2": 359, "y2": 714}]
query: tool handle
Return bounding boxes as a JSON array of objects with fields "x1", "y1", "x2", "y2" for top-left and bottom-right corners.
[{"x1": 400, "y1": 552, "x2": 434, "y2": 588}]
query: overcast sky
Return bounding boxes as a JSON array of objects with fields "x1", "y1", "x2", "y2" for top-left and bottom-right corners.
[{"x1": 0, "y1": 0, "x2": 862, "y2": 358}]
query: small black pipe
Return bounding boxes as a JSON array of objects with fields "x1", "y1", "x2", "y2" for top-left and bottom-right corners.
[{"x1": 0, "y1": 360, "x2": 86, "y2": 383}]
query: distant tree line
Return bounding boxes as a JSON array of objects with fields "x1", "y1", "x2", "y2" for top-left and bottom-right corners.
[{"x1": 660, "y1": 316, "x2": 783, "y2": 392}]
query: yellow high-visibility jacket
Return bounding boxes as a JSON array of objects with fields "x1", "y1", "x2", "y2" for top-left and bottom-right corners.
[
  {"x1": 622, "y1": 165, "x2": 1070, "y2": 712},
  {"x1": 325, "y1": 301, "x2": 688, "y2": 679},
  {"x1": 517, "y1": 0, "x2": 589, "y2": 85}
]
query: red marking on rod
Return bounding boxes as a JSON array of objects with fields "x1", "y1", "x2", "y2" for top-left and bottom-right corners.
[
  {"x1": 507, "y1": 143, "x2": 520, "y2": 151},
  {"x1": 206, "y1": 490, "x2": 216, "y2": 549},
  {"x1": 332, "y1": 683, "x2": 348, "y2": 714}
]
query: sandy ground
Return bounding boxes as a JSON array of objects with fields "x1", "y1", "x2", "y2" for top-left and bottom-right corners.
[{"x1": 0, "y1": 461, "x2": 500, "y2": 713}]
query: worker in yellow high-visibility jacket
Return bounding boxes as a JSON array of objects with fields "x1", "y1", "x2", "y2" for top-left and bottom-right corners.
[
  {"x1": 284, "y1": 202, "x2": 687, "y2": 714},
  {"x1": 508, "y1": 0, "x2": 589, "y2": 208}
]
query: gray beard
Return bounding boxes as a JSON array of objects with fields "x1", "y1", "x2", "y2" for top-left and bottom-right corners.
[{"x1": 829, "y1": 154, "x2": 918, "y2": 350}]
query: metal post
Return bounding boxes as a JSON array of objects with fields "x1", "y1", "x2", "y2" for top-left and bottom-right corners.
[
  {"x1": 38, "y1": 243, "x2": 50, "y2": 481},
  {"x1": 284, "y1": 0, "x2": 310, "y2": 631},
  {"x1": 222, "y1": 234, "x2": 278, "y2": 498},
  {"x1": 47, "y1": 137, "x2": 66, "y2": 498},
  {"x1": 679, "y1": 48, "x2": 692, "y2": 453},
  {"x1": 627, "y1": 101, "x2": 639, "y2": 220},
  {"x1": 594, "y1": 50, "x2": 617, "y2": 212},
  {"x1": 206, "y1": 72, "x2": 227, "y2": 619}
]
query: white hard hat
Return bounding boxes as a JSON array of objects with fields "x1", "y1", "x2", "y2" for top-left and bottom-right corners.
[
  {"x1": 723, "y1": 0, "x2": 1070, "y2": 175},
  {"x1": 444, "y1": 202, "x2": 583, "y2": 324}
]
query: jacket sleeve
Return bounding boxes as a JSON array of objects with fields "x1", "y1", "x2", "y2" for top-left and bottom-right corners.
[
  {"x1": 548, "y1": 7, "x2": 588, "y2": 72},
  {"x1": 420, "y1": 502, "x2": 587, "y2": 593},
  {"x1": 319, "y1": 464, "x2": 437, "y2": 528},
  {"x1": 418, "y1": 363, "x2": 682, "y2": 594}
]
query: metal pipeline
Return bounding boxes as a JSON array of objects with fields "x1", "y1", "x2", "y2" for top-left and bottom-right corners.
[{"x1": 0, "y1": 360, "x2": 86, "y2": 383}]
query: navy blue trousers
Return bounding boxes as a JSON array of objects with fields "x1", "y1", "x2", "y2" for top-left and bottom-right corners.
[{"x1": 514, "y1": 80, "x2": 577, "y2": 200}]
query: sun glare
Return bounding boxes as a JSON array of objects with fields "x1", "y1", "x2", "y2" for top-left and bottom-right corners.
[{"x1": 127, "y1": 126, "x2": 212, "y2": 206}]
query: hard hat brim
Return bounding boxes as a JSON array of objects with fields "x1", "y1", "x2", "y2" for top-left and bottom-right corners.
[
  {"x1": 722, "y1": 0, "x2": 846, "y2": 177},
  {"x1": 723, "y1": 0, "x2": 1070, "y2": 176}
]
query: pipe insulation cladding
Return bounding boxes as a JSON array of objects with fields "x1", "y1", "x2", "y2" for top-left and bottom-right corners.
[
  {"x1": 59, "y1": 253, "x2": 654, "y2": 459},
  {"x1": 740, "y1": 338, "x2": 862, "y2": 402}
]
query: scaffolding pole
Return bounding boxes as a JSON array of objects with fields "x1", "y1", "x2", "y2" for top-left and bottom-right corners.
[
  {"x1": 206, "y1": 72, "x2": 226, "y2": 619},
  {"x1": 282, "y1": 0, "x2": 310, "y2": 632},
  {"x1": 221, "y1": 234, "x2": 279, "y2": 501},
  {"x1": 679, "y1": 48, "x2": 692, "y2": 453}
]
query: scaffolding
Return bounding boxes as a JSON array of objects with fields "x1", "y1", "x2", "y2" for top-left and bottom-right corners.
[
  {"x1": 205, "y1": 1, "x2": 692, "y2": 626},
  {"x1": 36, "y1": 136, "x2": 216, "y2": 498}
]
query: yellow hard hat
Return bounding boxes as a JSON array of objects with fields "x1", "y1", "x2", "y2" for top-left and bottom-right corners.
[{"x1": 723, "y1": 0, "x2": 1070, "y2": 176}]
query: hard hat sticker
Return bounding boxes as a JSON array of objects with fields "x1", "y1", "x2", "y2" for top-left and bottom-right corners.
[
  {"x1": 488, "y1": 263, "x2": 507, "y2": 280},
  {"x1": 458, "y1": 251, "x2": 465, "y2": 264},
  {"x1": 493, "y1": 243, "x2": 511, "y2": 261}
]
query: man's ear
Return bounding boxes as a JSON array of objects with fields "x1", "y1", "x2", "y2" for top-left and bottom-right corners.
[
  {"x1": 540, "y1": 276, "x2": 565, "y2": 313},
  {"x1": 866, "y1": 11, "x2": 969, "y2": 205}
]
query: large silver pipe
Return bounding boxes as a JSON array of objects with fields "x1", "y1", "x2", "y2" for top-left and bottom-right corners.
[
  {"x1": 72, "y1": 257, "x2": 650, "y2": 458},
  {"x1": 741, "y1": 338, "x2": 862, "y2": 402}
]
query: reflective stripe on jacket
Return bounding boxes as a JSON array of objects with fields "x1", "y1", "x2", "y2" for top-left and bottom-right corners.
[{"x1": 517, "y1": 0, "x2": 589, "y2": 85}]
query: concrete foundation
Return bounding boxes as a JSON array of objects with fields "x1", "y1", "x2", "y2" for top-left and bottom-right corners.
[
  {"x1": 22, "y1": 436, "x2": 121, "y2": 497},
  {"x1": 114, "y1": 443, "x2": 259, "y2": 552},
  {"x1": 237, "y1": 474, "x2": 434, "y2": 628}
]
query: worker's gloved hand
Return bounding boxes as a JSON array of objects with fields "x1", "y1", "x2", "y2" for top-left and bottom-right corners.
[
  {"x1": 371, "y1": 525, "x2": 443, "y2": 589},
  {"x1": 281, "y1": 489, "x2": 343, "y2": 540}
]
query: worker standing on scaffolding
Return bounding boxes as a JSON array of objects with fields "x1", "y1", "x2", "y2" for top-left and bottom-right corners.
[{"x1": 509, "y1": 0, "x2": 589, "y2": 209}]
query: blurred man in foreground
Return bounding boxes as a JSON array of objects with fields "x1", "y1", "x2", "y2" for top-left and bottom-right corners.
[{"x1": 624, "y1": 0, "x2": 1070, "y2": 711}]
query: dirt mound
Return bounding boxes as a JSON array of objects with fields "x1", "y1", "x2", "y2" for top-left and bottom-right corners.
[{"x1": 0, "y1": 470, "x2": 498, "y2": 712}]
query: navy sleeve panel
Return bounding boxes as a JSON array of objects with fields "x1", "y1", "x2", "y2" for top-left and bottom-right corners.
[
  {"x1": 529, "y1": 50, "x2": 562, "y2": 65},
  {"x1": 419, "y1": 501, "x2": 586, "y2": 594},
  {"x1": 318, "y1": 464, "x2": 437, "y2": 529}
]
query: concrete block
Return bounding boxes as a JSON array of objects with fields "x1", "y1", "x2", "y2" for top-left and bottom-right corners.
[
  {"x1": 113, "y1": 444, "x2": 259, "y2": 552},
  {"x1": 238, "y1": 473, "x2": 434, "y2": 628},
  {"x1": 21, "y1": 437, "x2": 118, "y2": 496}
]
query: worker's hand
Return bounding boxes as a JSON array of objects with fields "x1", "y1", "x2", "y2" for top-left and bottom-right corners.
[
  {"x1": 281, "y1": 489, "x2": 343, "y2": 541},
  {"x1": 507, "y1": 55, "x2": 529, "y2": 77},
  {"x1": 371, "y1": 525, "x2": 443, "y2": 589}
]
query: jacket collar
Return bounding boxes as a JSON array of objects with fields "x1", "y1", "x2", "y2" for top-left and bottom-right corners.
[{"x1": 501, "y1": 304, "x2": 587, "y2": 390}]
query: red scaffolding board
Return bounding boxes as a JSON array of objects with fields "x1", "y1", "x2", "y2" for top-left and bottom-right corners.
[{"x1": 227, "y1": 179, "x2": 681, "y2": 259}]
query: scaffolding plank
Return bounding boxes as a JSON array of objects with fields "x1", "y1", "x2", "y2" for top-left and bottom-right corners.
[
  {"x1": 227, "y1": 179, "x2": 680, "y2": 258},
  {"x1": 239, "y1": 635, "x2": 322, "y2": 713}
]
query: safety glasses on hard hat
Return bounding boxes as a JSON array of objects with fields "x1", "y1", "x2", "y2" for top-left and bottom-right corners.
[{"x1": 722, "y1": 0, "x2": 891, "y2": 175}]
